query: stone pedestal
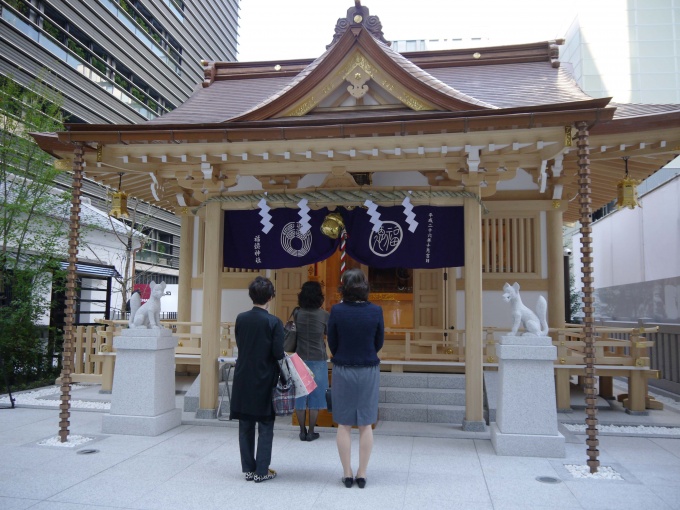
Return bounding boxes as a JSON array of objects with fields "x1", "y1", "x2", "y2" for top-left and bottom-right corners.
[
  {"x1": 490, "y1": 335, "x2": 565, "y2": 457},
  {"x1": 102, "y1": 328, "x2": 181, "y2": 436}
]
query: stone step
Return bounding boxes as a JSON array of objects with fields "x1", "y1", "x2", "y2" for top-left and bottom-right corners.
[
  {"x1": 380, "y1": 372, "x2": 466, "y2": 389},
  {"x1": 377, "y1": 373, "x2": 468, "y2": 424},
  {"x1": 184, "y1": 372, "x2": 472, "y2": 424},
  {"x1": 378, "y1": 402, "x2": 467, "y2": 424},
  {"x1": 380, "y1": 387, "x2": 466, "y2": 406}
]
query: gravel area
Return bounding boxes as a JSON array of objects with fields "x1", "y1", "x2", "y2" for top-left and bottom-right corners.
[
  {"x1": 0, "y1": 385, "x2": 111, "y2": 410},
  {"x1": 564, "y1": 464, "x2": 624, "y2": 480}
]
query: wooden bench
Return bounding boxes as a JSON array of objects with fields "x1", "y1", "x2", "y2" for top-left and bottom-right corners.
[
  {"x1": 553, "y1": 326, "x2": 662, "y2": 413},
  {"x1": 554, "y1": 364, "x2": 661, "y2": 413}
]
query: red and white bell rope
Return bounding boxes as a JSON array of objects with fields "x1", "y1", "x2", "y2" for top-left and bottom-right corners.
[{"x1": 339, "y1": 229, "x2": 348, "y2": 274}]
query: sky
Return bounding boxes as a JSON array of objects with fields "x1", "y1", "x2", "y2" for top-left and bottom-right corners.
[{"x1": 237, "y1": 0, "x2": 581, "y2": 62}]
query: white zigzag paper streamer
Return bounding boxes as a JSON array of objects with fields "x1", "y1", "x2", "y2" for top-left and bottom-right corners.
[
  {"x1": 402, "y1": 195, "x2": 418, "y2": 232},
  {"x1": 297, "y1": 199, "x2": 311, "y2": 234},
  {"x1": 258, "y1": 198, "x2": 273, "y2": 234},
  {"x1": 149, "y1": 172, "x2": 160, "y2": 201},
  {"x1": 364, "y1": 200, "x2": 383, "y2": 232}
]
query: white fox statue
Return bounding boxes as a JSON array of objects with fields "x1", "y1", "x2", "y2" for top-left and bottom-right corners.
[
  {"x1": 129, "y1": 281, "x2": 166, "y2": 329},
  {"x1": 502, "y1": 282, "x2": 548, "y2": 336}
]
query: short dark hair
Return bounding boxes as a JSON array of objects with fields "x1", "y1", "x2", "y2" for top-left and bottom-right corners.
[
  {"x1": 298, "y1": 281, "x2": 324, "y2": 309},
  {"x1": 248, "y1": 276, "x2": 275, "y2": 305},
  {"x1": 339, "y1": 268, "x2": 369, "y2": 302}
]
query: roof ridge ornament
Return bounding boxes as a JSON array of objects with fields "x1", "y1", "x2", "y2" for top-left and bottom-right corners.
[{"x1": 327, "y1": 2, "x2": 390, "y2": 49}]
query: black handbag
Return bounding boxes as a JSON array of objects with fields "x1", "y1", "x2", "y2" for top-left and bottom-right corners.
[
  {"x1": 283, "y1": 307, "x2": 299, "y2": 352},
  {"x1": 272, "y1": 359, "x2": 295, "y2": 416}
]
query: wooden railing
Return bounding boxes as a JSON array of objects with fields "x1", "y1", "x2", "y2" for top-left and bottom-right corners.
[
  {"x1": 67, "y1": 322, "x2": 660, "y2": 412},
  {"x1": 67, "y1": 321, "x2": 235, "y2": 391},
  {"x1": 92, "y1": 319, "x2": 235, "y2": 356}
]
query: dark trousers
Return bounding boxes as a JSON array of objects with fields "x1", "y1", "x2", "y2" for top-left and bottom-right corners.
[{"x1": 238, "y1": 419, "x2": 274, "y2": 476}]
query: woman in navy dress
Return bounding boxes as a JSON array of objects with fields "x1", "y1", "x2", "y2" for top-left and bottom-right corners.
[{"x1": 327, "y1": 269, "x2": 384, "y2": 488}]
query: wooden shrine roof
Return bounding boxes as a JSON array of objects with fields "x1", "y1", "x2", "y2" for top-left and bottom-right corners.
[{"x1": 36, "y1": 3, "x2": 680, "y2": 223}]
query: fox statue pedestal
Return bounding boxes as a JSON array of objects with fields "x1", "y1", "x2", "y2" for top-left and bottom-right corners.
[
  {"x1": 102, "y1": 328, "x2": 181, "y2": 436},
  {"x1": 490, "y1": 335, "x2": 565, "y2": 458}
]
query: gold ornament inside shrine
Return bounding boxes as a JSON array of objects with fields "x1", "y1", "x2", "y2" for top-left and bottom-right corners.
[
  {"x1": 616, "y1": 157, "x2": 641, "y2": 210},
  {"x1": 109, "y1": 173, "x2": 129, "y2": 218}
]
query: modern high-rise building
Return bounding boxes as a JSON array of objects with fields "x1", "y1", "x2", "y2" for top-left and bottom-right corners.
[
  {"x1": 0, "y1": 0, "x2": 240, "y2": 318},
  {"x1": 0, "y1": 0, "x2": 239, "y2": 124}
]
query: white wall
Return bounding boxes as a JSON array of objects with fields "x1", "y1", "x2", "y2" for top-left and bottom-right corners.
[
  {"x1": 572, "y1": 175, "x2": 680, "y2": 321},
  {"x1": 161, "y1": 284, "x2": 179, "y2": 313},
  {"x1": 189, "y1": 287, "x2": 256, "y2": 324},
  {"x1": 574, "y1": 176, "x2": 680, "y2": 289}
]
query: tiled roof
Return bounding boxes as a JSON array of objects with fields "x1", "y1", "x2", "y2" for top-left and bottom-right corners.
[
  {"x1": 145, "y1": 76, "x2": 295, "y2": 125},
  {"x1": 378, "y1": 40, "x2": 497, "y2": 109},
  {"x1": 607, "y1": 102, "x2": 680, "y2": 119},
  {"x1": 230, "y1": 48, "x2": 335, "y2": 120},
  {"x1": 146, "y1": 59, "x2": 591, "y2": 126},
  {"x1": 426, "y1": 63, "x2": 593, "y2": 108}
]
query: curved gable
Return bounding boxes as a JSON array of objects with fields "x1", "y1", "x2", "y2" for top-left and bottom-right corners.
[{"x1": 233, "y1": 22, "x2": 495, "y2": 122}]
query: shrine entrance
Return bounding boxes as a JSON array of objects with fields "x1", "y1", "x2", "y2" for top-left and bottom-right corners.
[{"x1": 274, "y1": 246, "x2": 457, "y2": 363}]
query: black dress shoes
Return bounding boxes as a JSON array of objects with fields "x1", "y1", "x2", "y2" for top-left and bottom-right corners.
[
  {"x1": 342, "y1": 477, "x2": 354, "y2": 488},
  {"x1": 355, "y1": 477, "x2": 366, "y2": 489}
]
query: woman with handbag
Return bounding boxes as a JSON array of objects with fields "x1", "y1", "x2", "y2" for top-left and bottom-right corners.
[
  {"x1": 229, "y1": 276, "x2": 285, "y2": 483},
  {"x1": 327, "y1": 269, "x2": 384, "y2": 489},
  {"x1": 291, "y1": 281, "x2": 330, "y2": 441}
]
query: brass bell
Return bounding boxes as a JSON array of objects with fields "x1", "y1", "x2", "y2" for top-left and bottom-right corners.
[{"x1": 320, "y1": 212, "x2": 345, "y2": 239}]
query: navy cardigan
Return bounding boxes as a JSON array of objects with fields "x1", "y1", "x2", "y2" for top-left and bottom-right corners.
[{"x1": 327, "y1": 301, "x2": 384, "y2": 366}]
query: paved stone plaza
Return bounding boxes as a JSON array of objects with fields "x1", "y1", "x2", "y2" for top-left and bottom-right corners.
[{"x1": 2, "y1": 381, "x2": 680, "y2": 509}]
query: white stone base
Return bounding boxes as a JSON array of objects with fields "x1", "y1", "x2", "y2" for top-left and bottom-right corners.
[
  {"x1": 103, "y1": 328, "x2": 180, "y2": 437},
  {"x1": 103, "y1": 408, "x2": 181, "y2": 437},
  {"x1": 490, "y1": 422, "x2": 566, "y2": 458}
]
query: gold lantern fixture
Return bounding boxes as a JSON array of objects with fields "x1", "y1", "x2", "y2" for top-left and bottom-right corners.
[
  {"x1": 109, "y1": 173, "x2": 129, "y2": 219},
  {"x1": 616, "y1": 157, "x2": 641, "y2": 210}
]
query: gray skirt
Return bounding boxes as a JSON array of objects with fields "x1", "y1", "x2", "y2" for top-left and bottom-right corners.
[{"x1": 331, "y1": 364, "x2": 379, "y2": 426}]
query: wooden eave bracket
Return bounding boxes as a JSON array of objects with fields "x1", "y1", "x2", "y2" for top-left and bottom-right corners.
[{"x1": 257, "y1": 175, "x2": 301, "y2": 190}]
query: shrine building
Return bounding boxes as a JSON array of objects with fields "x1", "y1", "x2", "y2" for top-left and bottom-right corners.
[{"x1": 34, "y1": 2, "x2": 680, "y2": 429}]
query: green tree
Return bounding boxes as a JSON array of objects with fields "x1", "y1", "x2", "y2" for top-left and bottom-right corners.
[
  {"x1": 79, "y1": 197, "x2": 150, "y2": 316},
  {"x1": 0, "y1": 74, "x2": 68, "y2": 387}
]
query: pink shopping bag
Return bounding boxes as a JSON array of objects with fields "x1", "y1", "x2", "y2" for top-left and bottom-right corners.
[{"x1": 287, "y1": 353, "x2": 318, "y2": 397}]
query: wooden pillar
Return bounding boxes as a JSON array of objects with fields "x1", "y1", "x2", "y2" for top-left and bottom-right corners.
[
  {"x1": 177, "y1": 210, "x2": 194, "y2": 332},
  {"x1": 598, "y1": 376, "x2": 614, "y2": 400},
  {"x1": 547, "y1": 207, "x2": 566, "y2": 331},
  {"x1": 463, "y1": 192, "x2": 485, "y2": 430},
  {"x1": 198, "y1": 201, "x2": 223, "y2": 415}
]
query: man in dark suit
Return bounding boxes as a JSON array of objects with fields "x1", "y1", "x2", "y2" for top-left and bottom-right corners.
[{"x1": 229, "y1": 276, "x2": 285, "y2": 483}]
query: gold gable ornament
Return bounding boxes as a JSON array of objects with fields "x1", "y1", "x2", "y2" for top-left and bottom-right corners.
[
  {"x1": 109, "y1": 173, "x2": 130, "y2": 219},
  {"x1": 616, "y1": 157, "x2": 642, "y2": 210}
]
